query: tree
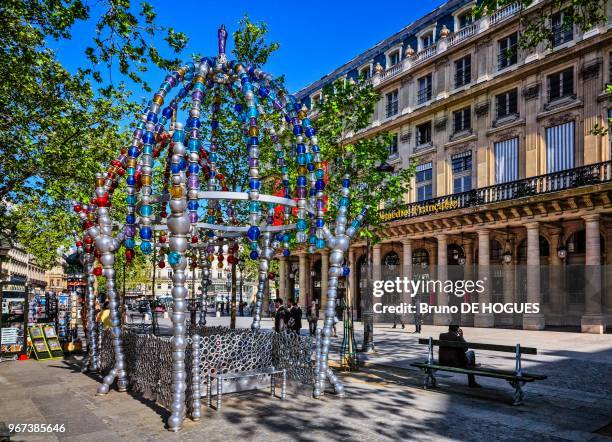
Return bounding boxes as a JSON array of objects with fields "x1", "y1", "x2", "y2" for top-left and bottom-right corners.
[
  {"x1": 0, "y1": 0, "x2": 188, "y2": 268},
  {"x1": 314, "y1": 77, "x2": 413, "y2": 354}
]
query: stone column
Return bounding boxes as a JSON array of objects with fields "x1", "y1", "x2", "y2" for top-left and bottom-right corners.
[
  {"x1": 474, "y1": 229, "x2": 494, "y2": 327},
  {"x1": 548, "y1": 229, "x2": 565, "y2": 320},
  {"x1": 278, "y1": 256, "x2": 287, "y2": 301},
  {"x1": 320, "y1": 250, "x2": 329, "y2": 311},
  {"x1": 501, "y1": 235, "x2": 515, "y2": 327},
  {"x1": 461, "y1": 238, "x2": 474, "y2": 327},
  {"x1": 434, "y1": 234, "x2": 450, "y2": 325},
  {"x1": 402, "y1": 239, "x2": 413, "y2": 322},
  {"x1": 581, "y1": 214, "x2": 606, "y2": 333},
  {"x1": 298, "y1": 253, "x2": 309, "y2": 309},
  {"x1": 523, "y1": 222, "x2": 545, "y2": 330}
]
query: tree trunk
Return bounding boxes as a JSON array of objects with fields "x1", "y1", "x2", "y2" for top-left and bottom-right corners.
[{"x1": 361, "y1": 236, "x2": 375, "y2": 352}]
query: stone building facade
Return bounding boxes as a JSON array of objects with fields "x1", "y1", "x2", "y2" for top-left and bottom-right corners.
[{"x1": 284, "y1": 0, "x2": 612, "y2": 333}]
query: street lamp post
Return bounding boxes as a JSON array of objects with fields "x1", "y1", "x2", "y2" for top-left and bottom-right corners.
[{"x1": 0, "y1": 239, "x2": 11, "y2": 362}]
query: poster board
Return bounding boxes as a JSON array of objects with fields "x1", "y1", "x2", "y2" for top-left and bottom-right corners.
[{"x1": 28, "y1": 324, "x2": 63, "y2": 360}]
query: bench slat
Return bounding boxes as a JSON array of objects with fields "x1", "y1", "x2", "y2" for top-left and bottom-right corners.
[
  {"x1": 216, "y1": 367, "x2": 284, "y2": 380},
  {"x1": 411, "y1": 362, "x2": 547, "y2": 381},
  {"x1": 417, "y1": 338, "x2": 538, "y2": 355}
]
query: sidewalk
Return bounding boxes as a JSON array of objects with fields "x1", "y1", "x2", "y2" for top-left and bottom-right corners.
[{"x1": 2, "y1": 321, "x2": 609, "y2": 441}]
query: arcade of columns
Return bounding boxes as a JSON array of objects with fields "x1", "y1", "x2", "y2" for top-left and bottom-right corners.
[{"x1": 279, "y1": 187, "x2": 612, "y2": 334}]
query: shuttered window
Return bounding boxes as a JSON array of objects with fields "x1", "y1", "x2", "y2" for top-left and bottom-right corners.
[
  {"x1": 546, "y1": 122, "x2": 574, "y2": 172},
  {"x1": 494, "y1": 138, "x2": 519, "y2": 183}
]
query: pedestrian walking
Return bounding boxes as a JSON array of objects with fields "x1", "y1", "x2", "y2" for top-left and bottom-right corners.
[
  {"x1": 306, "y1": 301, "x2": 319, "y2": 336},
  {"x1": 274, "y1": 299, "x2": 289, "y2": 332}
]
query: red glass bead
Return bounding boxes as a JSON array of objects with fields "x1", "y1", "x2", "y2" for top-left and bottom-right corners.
[
  {"x1": 93, "y1": 267, "x2": 103, "y2": 276},
  {"x1": 158, "y1": 260, "x2": 166, "y2": 268},
  {"x1": 73, "y1": 204, "x2": 82, "y2": 213},
  {"x1": 125, "y1": 249, "x2": 135, "y2": 261}
]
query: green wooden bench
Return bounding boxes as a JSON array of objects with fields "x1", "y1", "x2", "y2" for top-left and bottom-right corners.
[{"x1": 411, "y1": 337, "x2": 547, "y2": 405}]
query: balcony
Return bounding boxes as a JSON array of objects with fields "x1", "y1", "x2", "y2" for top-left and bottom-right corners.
[
  {"x1": 448, "y1": 23, "x2": 477, "y2": 47},
  {"x1": 368, "y1": 2, "x2": 523, "y2": 89},
  {"x1": 379, "y1": 161, "x2": 612, "y2": 222}
]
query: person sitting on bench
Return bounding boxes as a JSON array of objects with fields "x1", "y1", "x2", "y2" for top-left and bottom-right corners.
[{"x1": 439, "y1": 325, "x2": 481, "y2": 388}]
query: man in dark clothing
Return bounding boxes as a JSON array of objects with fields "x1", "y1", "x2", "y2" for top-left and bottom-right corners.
[
  {"x1": 439, "y1": 325, "x2": 480, "y2": 387},
  {"x1": 274, "y1": 299, "x2": 288, "y2": 332},
  {"x1": 287, "y1": 299, "x2": 302, "y2": 334}
]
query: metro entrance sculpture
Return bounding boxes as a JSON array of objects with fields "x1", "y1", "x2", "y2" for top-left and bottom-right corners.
[{"x1": 73, "y1": 25, "x2": 366, "y2": 431}]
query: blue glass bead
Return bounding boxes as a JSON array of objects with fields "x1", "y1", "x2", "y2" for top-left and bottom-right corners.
[
  {"x1": 142, "y1": 145, "x2": 153, "y2": 155},
  {"x1": 247, "y1": 107, "x2": 258, "y2": 118},
  {"x1": 249, "y1": 179, "x2": 260, "y2": 190},
  {"x1": 317, "y1": 239, "x2": 326, "y2": 249},
  {"x1": 250, "y1": 251, "x2": 259, "y2": 259},
  {"x1": 309, "y1": 236, "x2": 316, "y2": 245},
  {"x1": 284, "y1": 115, "x2": 291, "y2": 123},
  {"x1": 140, "y1": 205, "x2": 152, "y2": 217},
  {"x1": 249, "y1": 201, "x2": 260, "y2": 212},
  {"x1": 193, "y1": 82, "x2": 204, "y2": 92},
  {"x1": 297, "y1": 155, "x2": 306, "y2": 165},
  {"x1": 315, "y1": 180, "x2": 325, "y2": 191},
  {"x1": 351, "y1": 220, "x2": 360, "y2": 228},
  {"x1": 312, "y1": 144, "x2": 320, "y2": 152},
  {"x1": 315, "y1": 218, "x2": 324, "y2": 228},
  {"x1": 125, "y1": 238, "x2": 135, "y2": 249},
  {"x1": 126, "y1": 213, "x2": 136, "y2": 224},
  {"x1": 128, "y1": 147, "x2": 140, "y2": 157},
  {"x1": 188, "y1": 139, "x2": 199, "y2": 151},
  {"x1": 207, "y1": 215, "x2": 215, "y2": 223},
  {"x1": 249, "y1": 136, "x2": 259, "y2": 146},
  {"x1": 259, "y1": 86, "x2": 269, "y2": 97},
  {"x1": 305, "y1": 153, "x2": 313, "y2": 163},
  {"x1": 305, "y1": 127, "x2": 316, "y2": 138},
  {"x1": 146, "y1": 112, "x2": 158, "y2": 123},
  {"x1": 342, "y1": 178, "x2": 351, "y2": 187},
  {"x1": 250, "y1": 242, "x2": 259, "y2": 251},
  {"x1": 340, "y1": 196, "x2": 350, "y2": 207},
  {"x1": 168, "y1": 251, "x2": 182, "y2": 266},
  {"x1": 247, "y1": 226, "x2": 261, "y2": 241},
  {"x1": 297, "y1": 176, "x2": 307, "y2": 186},
  {"x1": 142, "y1": 132, "x2": 154, "y2": 144},
  {"x1": 188, "y1": 164, "x2": 199, "y2": 174},
  {"x1": 210, "y1": 170, "x2": 215, "y2": 178},
  {"x1": 293, "y1": 125, "x2": 303, "y2": 135},
  {"x1": 126, "y1": 176, "x2": 136, "y2": 186},
  {"x1": 282, "y1": 179, "x2": 289, "y2": 187},
  {"x1": 315, "y1": 169, "x2": 324, "y2": 179},
  {"x1": 209, "y1": 153, "x2": 218, "y2": 162},
  {"x1": 140, "y1": 227, "x2": 152, "y2": 240},
  {"x1": 126, "y1": 195, "x2": 136, "y2": 205},
  {"x1": 281, "y1": 166, "x2": 288, "y2": 174},
  {"x1": 207, "y1": 230, "x2": 214, "y2": 237},
  {"x1": 343, "y1": 266, "x2": 351, "y2": 276},
  {"x1": 171, "y1": 163, "x2": 180, "y2": 174},
  {"x1": 296, "y1": 144, "x2": 306, "y2": 154},
  {"x1": 179, "y1": 158, "x2": 187, "y2": 170},
  {"x1": 140, "y1": 241, "x2": 152, "y2": 254},
  {"x1": 188, "y1": 201, "x2": 199, "y2": 210},
  {"x1": 211, "y1": 120, "x2": 219, "y2": 129},
  {"x1": 172, "y1": 130, "x2": 183, "y2": 142},
  {"x1": 283, "y1": 249, "x2": 290, "y2": 257},
  {"x1": 283, "y1": 233, "x2": 290, "y2": 242},
  {"x1": 234, "y1": 104, "x2": 243, "y2": 112},
  {"x1": 302, "y1": 118, "x2": 311, "y2": 127},
  {"x1": 162, "y1": 107, "x2": 173, "y2": 118},
  {"x1": 297, "y1": 219, "x2": 307, "y2": 230},
  {"x1": 309, "y1": 188, "x2": 316, "y2": 197}
]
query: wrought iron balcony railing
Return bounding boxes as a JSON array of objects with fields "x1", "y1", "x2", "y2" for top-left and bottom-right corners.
[{"x1": 379, "y1": 161, "x2": 612, "y2": 222}]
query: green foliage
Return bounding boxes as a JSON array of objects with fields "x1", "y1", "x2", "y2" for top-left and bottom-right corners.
[
  {"x1": 314, "y1": 78, "x2": 414, "y2": 243},
  {"x1": 474, "y1": 0, "x2": 607, "y2": 50},
  {"x1": 232, "y1": 15, "x2": 280, "y2": 67},
  {"x1": 0, "y1": 0, "x2": 188, "y2": 268}
]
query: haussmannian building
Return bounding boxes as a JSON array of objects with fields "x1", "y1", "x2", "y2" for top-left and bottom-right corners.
[{"x1": 280, "y1": 0, "x2": 612, "y2": 333}]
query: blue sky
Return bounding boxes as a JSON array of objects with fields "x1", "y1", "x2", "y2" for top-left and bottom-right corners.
[{"x1": 53, "y1": 0, "x2": 442, "y2": 95}]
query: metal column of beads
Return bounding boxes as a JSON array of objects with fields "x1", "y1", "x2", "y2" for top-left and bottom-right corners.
[{"x1": 73, "y1": 25, "x2": 366, "y2": 432}]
